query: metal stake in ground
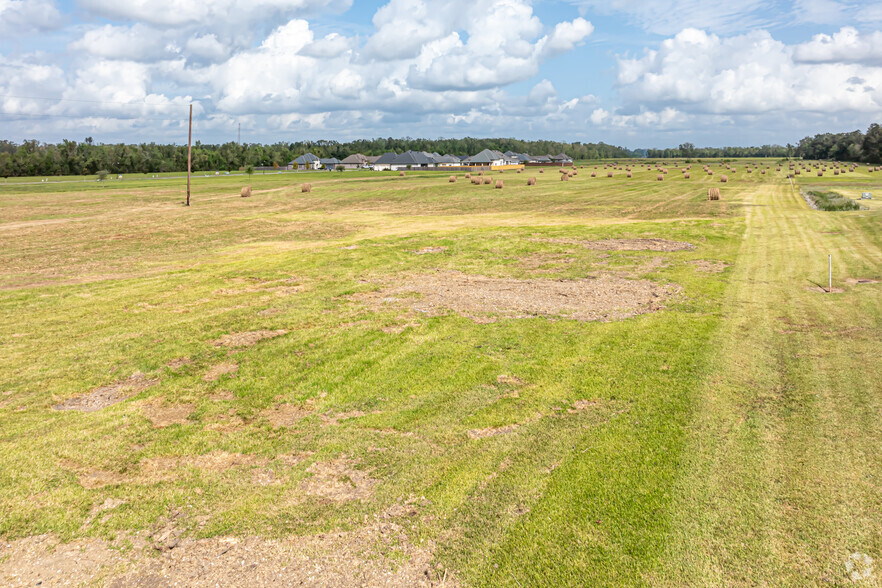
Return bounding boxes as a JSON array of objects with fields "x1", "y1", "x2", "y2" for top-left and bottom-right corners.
[{"x1": 186, "y1": 103, "x2": 192, "y2": 207}]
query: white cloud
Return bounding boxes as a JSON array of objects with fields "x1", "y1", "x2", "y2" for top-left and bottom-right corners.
[
  {"x1": 0, "y1": 0, "x2": 63, "y2": 37},
  {"x1": 615, "y1": 28, "x2": 882, "y2": 116},
  {"x1": 68, "y1": 24, "x2": 177, "y2": 61},
  {"x1": 794, "y1": 27, "x2": 882, "y2": 64}
]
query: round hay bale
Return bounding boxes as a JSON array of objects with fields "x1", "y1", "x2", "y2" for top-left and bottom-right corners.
[
  {"x1": 818, "y1": 170, "x2": 823, "y2": 176},
  {"x1": 539, "y1": 169, "x2": 544, "y2": 173},
  {"x1": 590, "y1": 171, "x2": 597, "y2": 177},
  {"x1": 561, "y1": 174, "x2": 569, "y2": 181},
  {"x1": 657, "y1": 174, "x2": 664, "y2": 181},
  {"x1": 607, "y1": 171, "x2": 614, "y2": 177},
  {"x1": 527, "y1": 177, "x2": 536, "y2": 186},
  {"x1": 627, "y1": 171, "x2": 633, "y2": 178},
  {"x1": 720, "y1": 175, "x2": 728, "y2": 183},
  {"x1": 495, "y1": 180, "x2": 504, "y2": 189},
  {"x1": 795, "y1": 169, "x2": 801, "y2": 174},
  {"x1": 484, "y1": 177, "x2": 492, "y2": 185},
  {"x1": 399, "y1": 171, "x2": 405, "y2": 176},
  {"x1": 465, "y1": 173, "x2": 471, "y2": 179},
  {"x1": 707, "y1": 170, "x2": 714, "y2": 175},
  {"x1": 834, "y1": 169, "x2": 840, "y2": 175},
  {"x1": 479, "y1": 171, "x2": 484, "y2": 176},
  {"x1": 240, "y1": 186, "x2": 252, "y2": 198},
  {"x1": 449, "y1": 175, "x2": 457, "y2": 183},
  {"x1": 708, "y1": 187, "x2": 721, "y2": 201},
  {"x1": 684, "y1": 172, "x2": 690, "y2": 179},
  {"x1": 301, "y1": 183, "x2": 311, "y2": 193}
]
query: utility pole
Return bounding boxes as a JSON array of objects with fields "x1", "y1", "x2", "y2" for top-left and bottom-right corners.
[{"x1": 186, "y1": 103, "x2": 192, "y2": 207}]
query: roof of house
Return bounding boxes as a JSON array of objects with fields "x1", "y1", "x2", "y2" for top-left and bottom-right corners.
[
  {"x1": 341, "y1": 153, "x2": 369, "y2": 164},
  {"x1": 551, "y1": 153, "x2": 572, "y2": 161},
  {"x1": 391, "y1": 150, "x2": 435, "y2": 165},
  {"x1": 320, "y1": 157, "x2": 341, "y2": 164},
  {"x1": 436, "y1": 154, "x2": 461, "y2": 163},
  {"x1": 466, "y1": 149, "x2": 506, "y2": 164},
  {"x1": 366, "y1": 155, "x2": 380, "y2": 163},
  {"x1": 292, "y1": 153, "x2": 320, "y2": 164},
  {"x1": 373, "y1": 152, "x2": 399, "y2": 165},
  {"x1": 533, "y1": 155, "x2": 551, "y2": 162}
]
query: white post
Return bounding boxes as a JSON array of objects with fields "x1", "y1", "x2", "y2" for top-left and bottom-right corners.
[{"x1": 829, "y1": 255, "x2": 832, "y2": 292}]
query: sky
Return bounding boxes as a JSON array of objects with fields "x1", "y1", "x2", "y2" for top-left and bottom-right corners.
[{"x1": 1, "y1": 0, "x2": 882, "y2": 148}]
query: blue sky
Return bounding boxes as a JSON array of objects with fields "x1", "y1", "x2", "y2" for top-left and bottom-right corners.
[{"x1": 1, "y1": 0, "x2": 881, "y2": 148}]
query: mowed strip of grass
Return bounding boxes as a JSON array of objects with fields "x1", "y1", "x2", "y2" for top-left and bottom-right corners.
[{"x1": 10, "y1": 160, "x2": 858, "y2": 585}]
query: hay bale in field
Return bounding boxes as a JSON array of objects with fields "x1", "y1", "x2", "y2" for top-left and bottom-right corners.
[
  {"x1": 590, "y1": 171, "x2": 597, "y2": 177},
  {"x1": 479, "y1": 171, "x2": 484, "y2": 176},
  {"x1": 720, "y1": 175, "x2": 728, "y2": 183},
  {"x1": 776, "y1": 167, "x2": 781, "y2": 171},
  {"x1": 465, "y1": 173, "x2": 471, "y2": 179},
  {"x1": 795, "y1": 169, "x2": 801, "y2": 174},
  {"x1": 484, "y1": 177, "x2": 492, "y2": 185},
  {"x1": 539, "y1": 169, "x2": 544, "y2": 173},
  {"x1": 517, "y1": 169, "x2": 522, "y2": 173},
  {"x1": 527, "y1": 177, "x2": 537, "y2": 186},
  {"x1": 657, "y1": 174, "x2": 664, "y2": 181},
  {"x1": 818, "y1": 170, "x2": 823, "y2": 176},
  {"x1": 561, "y1": 174, "x2": 569, "y2": 181},
  {"x1": 301, "y1": 183, "x2": 312, "y2": 193},
  {"x1": 399, "y1": 171, "x2": 405, "y2": 176},
  {"x1": 834, "y1": 169, "x2": 840, "y2": 175},
  {"x1": 708, "y1": 187, "x2": 721, "y2": 201},
  {"x1": 627, "y1": 171, "x2": 633, "y2": 178},
  {"x1": 708, "y1": 170, "x2": 714, "y2": 175},
  {"x1": 449, "y1": 175, "x2": 457, "y2": 183},
  {"x1": 495, "y1": 180, "x2": 504, "y2": 189},
  {"x1": 607, "y1": 171, "x2": 614, "y2": 177},
  {"x1": 240, "y1": 186, "x2": 252, "y2": 198},
  {"x1": 761, "y1": 169, "x2": 766, "y2": 174}
]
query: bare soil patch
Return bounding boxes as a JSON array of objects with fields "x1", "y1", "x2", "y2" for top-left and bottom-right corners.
[
  {"x1": 533, "y1": 237, "x2": 695, "y2": 252},
  {"x1": 0, "y1": 522, "x2": 447, "y2": 588},
  {"x1": 261, "y1": 403, "x2": 313, "y2": 428},
  {"x1": 203, "y1": 362, "x2": 238, "y2": 382},
  {"x1": 211, "y1": 329, "x2": 287, "y2": 348},
  {"x1": 301, "y1": 458, "x2": 377, "y2": 501},
  {"x1": 141, "y1": 400, "x2": 195, "y2": 428},
  {"x1": 690, "y1": 259, "x2": 730, "y2": 273},
  {"x1": 165, "y1": 357, "x2": 192, "y2": 370},
  {"x1": 467, "y1": 424, "x2": 519, "y2": 440},
  {"x1": 413, "y1": 246, "x2": 448, "y2": 255},
  {"x1": 351, "y1": 270, "x2": 680, "y2": 322},
  {"x1": 845, "y1": 277, "x2": 880, "y2": 284},
  {"x1": 53, "y1": 372, "x2": 158, "y2": 412}
]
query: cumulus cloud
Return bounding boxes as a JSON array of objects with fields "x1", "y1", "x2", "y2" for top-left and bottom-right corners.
[
  {"x1": 68, "y1": 24, "x2": 178, "y2": 62},
  {"x1": 0, "y1": 0, "x2": 63, "y2": 37},
  {"x1": 615, "y1": 28, "x2": 882, "y2": 116},
  {"x1": 794, "y1": 27, "x2": 882, "y2": 65}
]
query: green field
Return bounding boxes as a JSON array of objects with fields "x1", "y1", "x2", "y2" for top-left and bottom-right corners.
[{"x1": 0, "y1": 161, "x2": 880, "y2": 586}]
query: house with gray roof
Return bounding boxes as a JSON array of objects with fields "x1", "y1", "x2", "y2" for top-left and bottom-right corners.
[
  {"x1": 320, "y1": 157, "x2": 342, "y2": 171},
  {"x1": 340, "y1": 153, "x2": 370, "y2": 169},
  {"x1": 288, "y1": 152, "x2": 321, "y2": 170},
  {"x1": 389, "y1": 150, "x2": 437, "y2": 170},
  {"x1": 371, "y1": 152, "x2": 399, "y2": 171},
  {"x1": 551, "y1": 153, "x2": 573, "y2": 163},
  {"x1": 464, "y1": 149, "x2": 505, "y2": 167}
]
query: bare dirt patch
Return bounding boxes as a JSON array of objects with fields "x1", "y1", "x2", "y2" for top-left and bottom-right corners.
[
  {"x1": 141, "y1": 400, "x2": 195, "y2": 428},
  {"x1": 165, "y1": 357, "x2": 192, "y2": 370},
  {"x1": 413, "y1": 246, "x2": 448, "y2": 255},
  {"x1": 496, "y1": 374, "x2": 525, "y2": 386},
  {"x1": 0, "y1": 524, "x2": 448, "y2": 587},
  {"x1": 211, "y1": 329, "x2": 287, "y2": 348},
  {"x1": 53, "y1": 372, "x2": 158, "y2": 412},
  {"x1": 690, "y1": 259, "x2": 730, "y2": 273},
  {"x1": 351, "y1": 270, "x2": 680, "y2": 322},
  {"x1": 845, "y1": 277, "x2": 880, "y2": 284},
  {"x1": 203, "y1": 363, "x2": 238, "y2": 382},
  {"x1": 301, "y1": 458, "x2": 377, "y2": 501},
  {"x1": 261, "y1": 403, "x2": 313, "y2": 428},
  {"x1": 467, "y1": 424, "x2": 519, "y2": 440},
  {"x1": 533, "y1": 237, "x2": 695, "y2": 252}
]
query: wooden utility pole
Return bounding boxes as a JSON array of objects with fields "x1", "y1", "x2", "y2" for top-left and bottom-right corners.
[{"x1": 186, "y1": 103, "x2": 193, "y2": 206}]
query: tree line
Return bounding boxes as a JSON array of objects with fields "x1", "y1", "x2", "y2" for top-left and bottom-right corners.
[
  {"x1": 644, "y1": 123, "x2": 882, "y2": 163},
  {"x1": 0, "y1": 137, "x2": 633, "y2": 177}
]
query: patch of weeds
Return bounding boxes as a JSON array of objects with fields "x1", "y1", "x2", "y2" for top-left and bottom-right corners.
[{"x1": 805, "y1": 190, "x2": 861, "y2": 211}]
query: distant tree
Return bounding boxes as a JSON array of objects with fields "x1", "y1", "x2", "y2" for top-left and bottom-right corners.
[
  {"x1": 862, "y1": 124, "x2": 882, "y2": 164},
  {"x1": 245, "y1": 165, "x2": 254, "y2": 178},
  {"x1": 96, "y1": 169, "x2": 109, "y2": 181}
]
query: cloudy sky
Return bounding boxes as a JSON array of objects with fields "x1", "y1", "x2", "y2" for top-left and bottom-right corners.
[{"x1": 1, "y1": 0, "x2": 881, "y2": 148}]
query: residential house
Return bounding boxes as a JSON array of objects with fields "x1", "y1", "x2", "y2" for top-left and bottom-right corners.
[
  {"x1": 389, "y1": 150, "x2": 437, "y2": 170},
  {"x1": 320, "y1": 157, "x2": 342, "y2": 171},
  {"x1": 464, "y1": 149, "x2": 505, "y2": 167},
  {"x1": 550, "y1": 153, "x2": 573, "y2": 164},
  {"x1": 340, "y1": 153, "x2": 370, "y2": 170},
  {"x1": 371, "y1": 152, "x2": 399, "y2": 171},
  {"x1": 288, "y1": 153, "x2": 321, "y2": 170}
]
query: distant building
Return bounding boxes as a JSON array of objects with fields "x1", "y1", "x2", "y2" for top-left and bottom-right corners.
[
  {"x1": 464, "y1": 149, "x2": 506, "y2": 167},
  {"x1": 340, "y1": 153, "x2": 371, "y2": 170},
  {"x1": 372, "y1": 152, "x2": 399, "y2": 171},
  {"x1": 319, "y1": 157, "x2": 342, "y2": 171},
  {"x1": 288, "y1": 153, "x2": 321, "y2": 170}
]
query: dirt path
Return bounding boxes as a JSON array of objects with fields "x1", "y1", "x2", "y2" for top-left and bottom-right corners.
[{"x1": 654, "y1": 184, "x2": 882, "y2": 585}]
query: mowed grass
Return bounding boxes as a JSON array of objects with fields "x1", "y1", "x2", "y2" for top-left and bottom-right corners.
[{"x1": 0, "y1": 160, "x2": 880, "y2": 586}]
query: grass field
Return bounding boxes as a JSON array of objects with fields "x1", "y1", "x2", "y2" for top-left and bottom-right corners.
[{"x1": 0, "y1": 160, "x2": 880, "y2": 586}]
